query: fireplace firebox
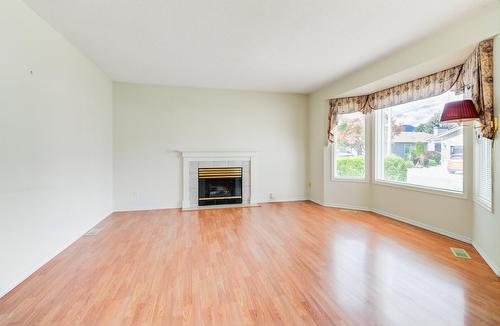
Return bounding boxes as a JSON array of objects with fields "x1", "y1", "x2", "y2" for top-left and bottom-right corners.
[{"x1": 198, "y1": 167, "x2": 242, "y2": 206}]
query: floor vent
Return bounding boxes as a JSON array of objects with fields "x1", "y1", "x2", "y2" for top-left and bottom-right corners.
[
  {"x1": 450, "y1": 247, "x2": 471, "y2": 259},
  {"x1": 84, "y1": 228, "x2": 102, "y2": 236}
]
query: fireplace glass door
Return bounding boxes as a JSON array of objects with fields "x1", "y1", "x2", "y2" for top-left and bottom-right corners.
[{"x1": 198, "y1": 167, "x2": 242, "y2": 206}]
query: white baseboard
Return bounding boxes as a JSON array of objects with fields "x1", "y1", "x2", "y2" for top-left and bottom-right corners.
[
  {"x1": 264, "y1": 197, "x2": 308, "y2": 203},
  {"x1": 113, "y1": 204, "x2": 181, "y2": 212},
  {"x1": 472, "y1": 242, "x2": 500, "y2": 277},
  {"x1": 371, "y1": 208, "x2": 472, "y2": 244},
  {"x1": 317, "y1": 201, "x2": 471, "y2": 243},
  {"x1": 321, "y1": 201, "x2": 371, "y2": 212}
]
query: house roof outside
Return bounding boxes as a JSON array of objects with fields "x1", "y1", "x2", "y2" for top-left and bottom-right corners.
[
  {"x1": 393, "y1": 132, "x2": 432, "y2": 143},
  {"x1": 427, "y1": 127, "x2": 462, "y2": 142}
]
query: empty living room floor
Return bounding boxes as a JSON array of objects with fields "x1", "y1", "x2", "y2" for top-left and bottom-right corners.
[{"x1": 1, "y1": 201, "x2": 499, "y2": 325}]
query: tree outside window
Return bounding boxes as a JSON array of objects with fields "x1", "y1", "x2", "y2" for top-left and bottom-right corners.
[{"x1": 334, "y1": 112, "x2": 365, "y2": 179}]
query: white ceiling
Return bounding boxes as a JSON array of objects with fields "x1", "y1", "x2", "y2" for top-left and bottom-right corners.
[
  {"x1": 24, "y1": 0, "x2": 494, "y2": 93},
  {"x1": 340, "y1": 45, "x2": 476, "y2": 97}
]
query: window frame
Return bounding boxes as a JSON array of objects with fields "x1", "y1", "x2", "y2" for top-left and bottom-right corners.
[
  {"x1": 473, "y1": 130, "x2": 493, "y2": 212},
  {"x1": 331, "y1": 112, "x2": 368, "y2": 182},
  {"x1": 373, "y1": 105, "x2": 467, "y2": 199}
]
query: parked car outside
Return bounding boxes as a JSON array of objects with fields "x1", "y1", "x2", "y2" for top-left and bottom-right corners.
[{"x1": 447, "y1": 154, "x2": 463, "y2": 174}]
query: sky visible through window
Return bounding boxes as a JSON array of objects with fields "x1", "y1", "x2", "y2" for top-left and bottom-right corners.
[{"x1": 389, "y1": 91, "x2": 463, "y2": 126}]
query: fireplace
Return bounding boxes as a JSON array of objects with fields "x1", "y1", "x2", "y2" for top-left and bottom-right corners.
[
  {"x1": 180, "y1": 151, "x2": 256, "y2": 209},
  {"x1": 198, "y1": 167, "x2": 243, "y2": 206}
]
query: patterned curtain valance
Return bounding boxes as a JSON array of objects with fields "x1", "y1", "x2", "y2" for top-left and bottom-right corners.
[
  {"x1": 455, "y1": 39, "x2": 495, "y2": 139},
  {"x1": 328, "y1": 38, "x2": 495, "y2": 143},
  {"x1": 367, "y1": 65, "x2": 462, "y2": 111},
  {"x1": 328, "y1": 65, "x2": 462, "y2": 143},
  {"x1": 328, "y1": 96, "x2": 370, "y2": 142}
]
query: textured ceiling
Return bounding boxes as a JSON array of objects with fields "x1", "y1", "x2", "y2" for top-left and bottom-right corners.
[{"x1": 24, "y1": 0, "x2": 495, "y2": 93}]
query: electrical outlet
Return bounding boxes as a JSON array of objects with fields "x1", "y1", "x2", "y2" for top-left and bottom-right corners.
[{"x1": 269, "y1": 193, "x2": 274, "y2": 200}]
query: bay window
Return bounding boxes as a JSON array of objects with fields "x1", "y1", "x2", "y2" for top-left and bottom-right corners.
[{"x1": 374, "y1": 90, "x2": 464, "y2": 193}]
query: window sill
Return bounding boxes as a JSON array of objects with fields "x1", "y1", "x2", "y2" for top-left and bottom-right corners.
[
  {"x1": 373, "y1": 179, "x2": 466, "y2": 199},
  {"x1": 331, "y1": 177, "x2": 368, "y2": 183},
  {"x1": 473, "y1": 196, "x2": 493, "y2": 212}
]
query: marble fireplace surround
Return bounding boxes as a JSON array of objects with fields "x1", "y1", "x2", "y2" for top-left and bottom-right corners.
[{"x1": 180, "y1": 151, "x2": 258, "y2": 209}]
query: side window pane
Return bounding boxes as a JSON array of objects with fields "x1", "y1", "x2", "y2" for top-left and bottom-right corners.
[
  {"x1": 474, "y1": 135, "x2": 492, "y2": 210},
  {"x1": 334, "y1": 112, "x2": 365, "y2": 179},
  {"x1": 376, "y1": 90, "x2": 463, "y2": 192}
]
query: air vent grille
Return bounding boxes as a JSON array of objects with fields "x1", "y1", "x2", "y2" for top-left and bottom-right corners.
[
  {"x1": 450, "y1": 247, "x2": 471, "y2": 259},
  {"x1": 198, "y1": 167, "x2": 242, "y2": 179},
  {"x1": 84, "y1": 228, "x2": 102, "y2": 236}
]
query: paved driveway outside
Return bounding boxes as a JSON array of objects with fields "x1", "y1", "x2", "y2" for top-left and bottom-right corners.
[{"x1": 407, "y1": 166, "x2": 463, "y2": 192}]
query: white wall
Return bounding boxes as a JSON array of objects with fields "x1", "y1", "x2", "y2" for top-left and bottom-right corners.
[
  {"x1": 308, "y1": 3, "x2": 500, "y2": 241},
  {"x1": 0, "y1": 1, "x2": 113, "y2": 297},
  {"x1": 473, "y1": 34, "x2": 500, "y2": 276},
  {"x1": 113, "y1": 83, "x2": 308, "y2": 211}
]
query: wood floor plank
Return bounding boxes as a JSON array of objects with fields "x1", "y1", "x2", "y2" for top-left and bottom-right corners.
[{"x1": 1, "y1": 201, "x2": 500, "y2": 325}]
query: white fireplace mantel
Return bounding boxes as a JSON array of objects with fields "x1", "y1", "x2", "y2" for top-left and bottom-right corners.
[{"x1": 179, "y1": 150, "x2": 258, "y2": 209}]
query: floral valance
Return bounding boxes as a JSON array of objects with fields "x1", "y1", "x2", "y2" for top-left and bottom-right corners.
[
  {"x1": 455, "y1": 39, "x2": 495, "y2": 139},
  {"x1": 328, "y1": 38, "x2": 495, "y2": 143}
]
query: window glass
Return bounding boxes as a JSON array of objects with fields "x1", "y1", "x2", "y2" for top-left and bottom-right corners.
[
  {"x1": 375, "y1": 91, "x2": 463, "y2": 192},
  {"x1": 334, "y1": 111, "x2": 366, "y2": 179}
]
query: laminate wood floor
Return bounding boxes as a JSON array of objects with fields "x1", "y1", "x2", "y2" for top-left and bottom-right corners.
[{"x1": 1, "y1": 201, "x2": 500, "y2": 325}]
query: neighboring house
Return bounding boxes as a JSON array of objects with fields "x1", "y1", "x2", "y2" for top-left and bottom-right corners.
[
  {"x1": 427, "y1": 127, "x2": 463, "y2": 166},
  {"x1": 392, "y1": 132, "x2": 432, "y2": 158}
]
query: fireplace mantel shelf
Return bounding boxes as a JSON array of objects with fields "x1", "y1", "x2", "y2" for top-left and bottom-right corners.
[{"x1": 178, "y1": 150, "x2": 258, "y2": 158}]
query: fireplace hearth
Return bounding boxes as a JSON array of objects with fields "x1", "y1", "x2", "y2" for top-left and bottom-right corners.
[{"x1": 198, "y1": 167, "x2": 243, "y2": 206}]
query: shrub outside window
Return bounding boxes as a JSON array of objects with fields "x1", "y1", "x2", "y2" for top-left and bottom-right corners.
[
  {"x1": 374, "y1": 91, "x2": 464, "y2": 193},
  {"x1": 333, "y1": 111, "x2": 366, "y2": 180}
]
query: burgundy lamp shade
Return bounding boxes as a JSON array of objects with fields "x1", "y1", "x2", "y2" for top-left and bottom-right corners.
[{"x1": 440, "y1": 100, "x2": 479, "y2": 124}]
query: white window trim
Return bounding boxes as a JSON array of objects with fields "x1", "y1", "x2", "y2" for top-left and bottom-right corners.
[
  {"x1": 373, "y1": 109, "x2": 467, "y2": 199},
  {"x1": 331, "y1": 113, "x2": 368, "y2": 182},
  {"x1": 372, "y1": 179, "x2": 467, "y2": 199}
]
